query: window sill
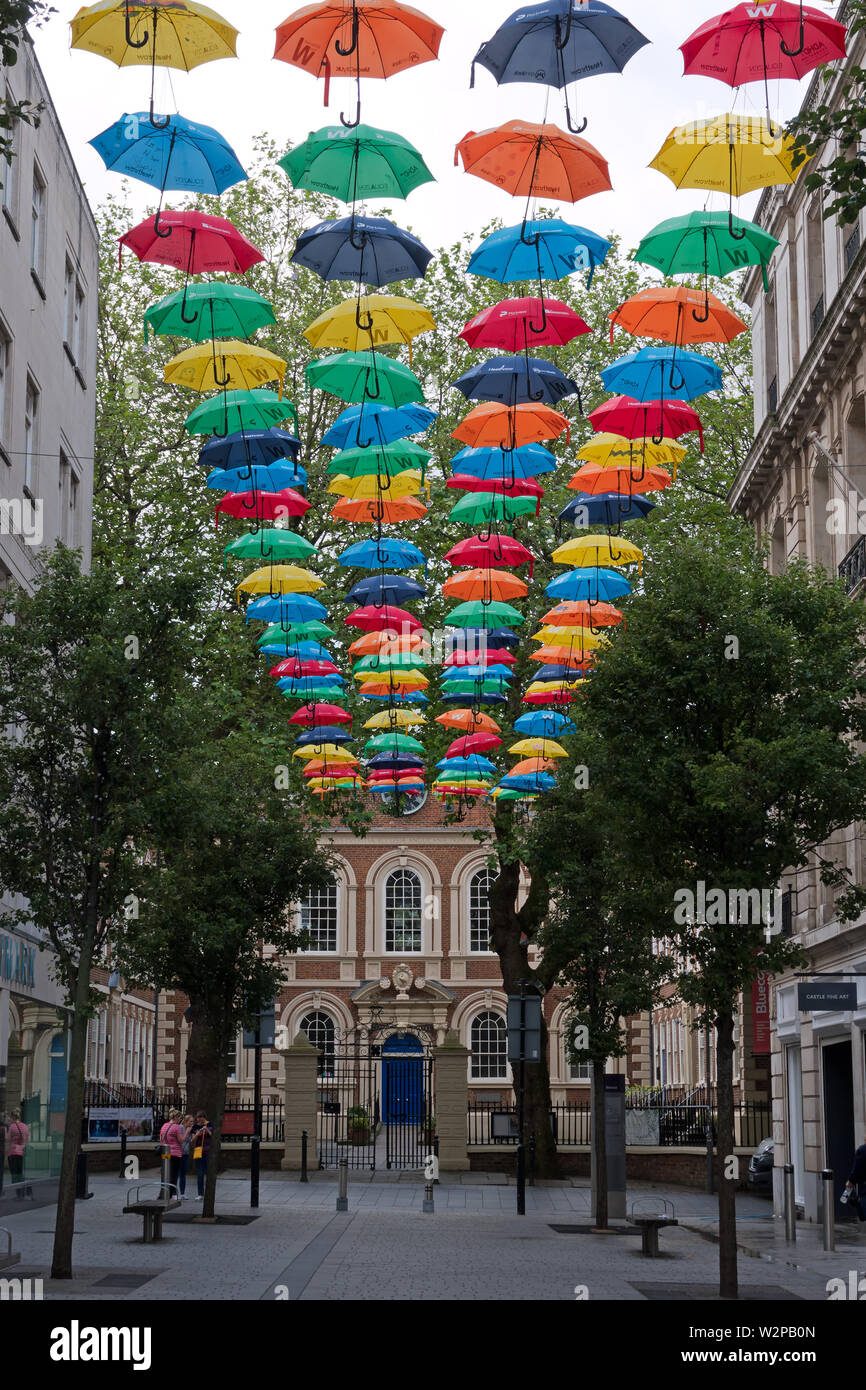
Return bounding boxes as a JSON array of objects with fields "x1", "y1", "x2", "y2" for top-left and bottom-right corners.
[
  {"x1": 2, "y1": 206, "x2": 19, "y2": 241},
  {"x1": 74, "y1": 365, "x2": 87, "y2": 391},
  {"x1": 63, "y1": 341, "x2": 76, "y2": 368},
  {"x1": 0, "y1": 442, "x2": 10, "y2": 468},
  {"x1": 30, "y1": 268, "x2": 46, "y2": 300}
]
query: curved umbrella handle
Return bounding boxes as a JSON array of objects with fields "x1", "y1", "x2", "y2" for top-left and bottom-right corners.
[
  {"x1": 668, "y1": 363, "x2": 686, "y2": 395},
  {"x1": 125, "y1": 0, "x2": 150, "y2": 48},
  {"x1": 780, "y1": 1, "x2": 805, "y2": 57},
  {"x1": 727, "y1": 141, "x2": 747, "y2": 241},
  {"x1": 349, "y1": 221, "x2": 367, "y2": 252},
  {"x1": 357, "y1": 433, "x2": 375, "y2": 450},
  {"x1": 152, "y1": 207, "x2": 174, "y2": 240},
  {"x1": 554, "y1": 9, "x2": 573, "y2": 50},
  {"x1": 728, "y1": 206, "x2": 748, "y2": 242},
  {"x1": 520, "y1": 218, "x2": 541, "y2": 248},
  {"x1": 356, "y1": 302, "x2": 375, "y2": 334},
  {"x1": 528, "y1": 296, "x2": 548, "y2": 336},
  {"x1": 691, "y1": 296, "x2": 711, "y2": 325},
  {"x1": 212, "y1": 355, "x2": 232, "y2": 389},
  {"x1": 149, "y1": 100, "x2": 171, "y2": 131},
  {"x1": 335, "y1": 1, "x2": 359, "y2": 56},
  {"x1": 365, "y1": 362, "x2": 382, "y2": 400}
]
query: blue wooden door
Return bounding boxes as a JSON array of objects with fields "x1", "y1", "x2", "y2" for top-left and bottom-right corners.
[{"x1": 382, "y1": 1034, "x2": 423, "y2": 1124}]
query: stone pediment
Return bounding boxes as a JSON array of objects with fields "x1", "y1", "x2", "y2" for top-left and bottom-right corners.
[{"x1": 352, "y1": 968, "x2": 455, "y2": 1005}]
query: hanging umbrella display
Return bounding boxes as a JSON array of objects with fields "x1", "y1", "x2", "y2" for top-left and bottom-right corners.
[
  {"x1": 436, "y1": 710, "x2": 501, "y2": 733},
  {"x1": 447, "y1": 476, "x2": 544, "y2": 503},
  {"x1": 237, "y1": 564, "x2": 326, "y2": 599},
  {"x1": 453, "y1": 357, "x2": 581, "y2": 408},
  {"x1": 199, "y1": 428, "x2": 302, "y2": 471},
  {"x1": 120, "y1": 209, "x2": 263, "y2": 272},
  {"x1": 445, "y1": 535, "x2": 535, "y2": 572},
  {"x1": 279, "y1": 125, "x2": 434, "y2": 200},
  {"x1": 328, "y1": 470, "x2": 423, "y2": 498},
  {"x1": 456, "y1": 121, "x2": 612, "y2": 206},
  {"x1": 321, "y1": 402, "x2": 436, "y2": 450},
  {"x1": 452, "y1": 401, "x2": 570, "y2": 449},
  {"x1": 245, "y1": 594, "x2": 328, "y2": 623},
  {"x1": 552, "y1": 535, "x2": 643, "y2": 573},
  {"x1": 223, "y1": 530, "x2": 318, "y2": 566},
  {"x1": 292, "y1": 215, "x2": 433, "y2": 285},
  {"x1": 165, "y1": 340, "x2": 288, "y2": 395},
  {"x1": 184, "y1": 389, "x2": 298, "y2": 437},
  {"x1": 214, "y1": 487, "x2": 309, "y2": 532},
  {"x1": 144, "y1": 282, "x2": 276, "y2": 343},
  {"x1": 514, "y1": 711, "x2": 576, "y2": 737},
  {"x1": 569, "y1": 462, "x2": 673, "y2": 494},
  {"x1": 338, "y1": 537, "x2": 426, "y2": 569},
  {"x1": 207, "y1": 462, "x2": 307, "y2": 495},
  {"x1": 461, "y1": 298, "x2": 591, "y2": 351},
  {"x1": 303, "y1": 294, "x2": 435, "y2": 351},
  {"x1": 306, "y1": 350, "x2": 425, "y2": 406},
  {"x1": 609, "y1": 286, "x2": 747, "y2": 345},
  {"x1": 326, "y1": 440, "x2": 431, "y2": 478},
  {"x1": 541, "y1": 600, "x2": 623, "y2": 628},
  {"x1": 449, "y1": 493, "x2": 540, "y2": 525},
  {"x1": 588, "y1": 395, "x2": 704, "y2": 450},
  {"x1": 545, "y1": 567, "x2": 632, "y2": 602},
  {"x1": 447, "y1": 600, "x2": 525, "y2": 629},
  {"x1": 345, "y1": 604, "x2": 423, "y2": 632},
  {"x1": 451, "y1": 444, "x2": 557, "y2": 480},
  {"x1": 559, "y1": 492, "x2": 655, "y2": 528},
  {"x1": 468, "y1": 219, "x2": 611, "y2": 288},
  {"x1": 333, "y1": 497, "x2": 427, "y2": 523},
  {"x1": 576, "y1": 433, "x2": 684, "y2": 470},
  {"x1": 471, "y1": 0, "x2": 649, "y2": 134},
  {"x1": 289, "y1": 703, "x2": 353, "y2": 725},
  {"x1": 633, "y1": 211, "x2": 778, "y2": 295},
  {"x1": 601, "y1": 347, "x2": 723, "y2": 403}
]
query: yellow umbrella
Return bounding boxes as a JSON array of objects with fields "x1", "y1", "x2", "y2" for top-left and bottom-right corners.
[
  {"x1": 508, "y1": 738, "x2": 569, "y2": 759},
  {"x1": 353, "y1": 669, "x2": 429, "y2": 686},
  {"x1": 650, "y1": 114, "x2": 807, "y2": 198},
  {"x1": 363, "y1": 710, "x2": 426, "y2": 729},
  {"x1": 164, "y1": 340, "x2": 287, "y2": 397},
  {"x1": 303, "y1": 295, "x2": 436, "y2": 355},
  {"x1": 577, "y1": 434, "x2": 686, "y2": 470},
  {"x1": 237, "y1": 566, "x2": 325, "y2": 602},
  {"x1": 552, "y1": 535, "x2": 643, "y2": 573},
  {"x1": 525, "y1": 680, "x2": 587, "y2": 695},
  {"x1": 327, "y1": 471, "x2": 424, "y2": 500},
  {"x1": 292, "y1": 745, "x2": 358, "y2": 763},
  {"x1": 70, "y1": 1, "x2": 238, "y2": 71},
  {"x1": 531, "y1": 628, "x2": 608, "y2": 649}
]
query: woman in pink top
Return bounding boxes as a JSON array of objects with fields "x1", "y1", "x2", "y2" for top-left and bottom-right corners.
[
  {"x1": 6, "y1": 1109, "x2": 30, "y2": 1197},
  {"x1": 159, "y1": 1109, "x2": 186, "y2": 1196}
]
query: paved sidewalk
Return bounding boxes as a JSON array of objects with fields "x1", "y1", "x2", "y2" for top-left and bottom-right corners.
[{"x1": 0, "y1": 1174, "x2": 847, "y2": 1301}]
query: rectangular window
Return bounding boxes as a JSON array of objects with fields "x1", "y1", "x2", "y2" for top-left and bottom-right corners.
[
  {"x1": 74, "y1": 280, "x2": 85, "y2": 363},
  {"x1": 23, "y1": 375, "x2": 38, "y2": 492},
  {"x1": 63, "y1": 259, "x2": 74, "y2": 345},
  {"x1": 1, "y1": 87, "x2": 18, "y2": 222},
  {"x1": 469, "y1": 870, "x2": 493, "y2": 953},
  {"x1": 30, "y1": 164, "x2": 45, "y2": 277},
  {"x1": 0, "y1": 320, "x2": 10, "y2": 448},
  {"x1": 300, "y1": 879, "x2": 338, "y2": 952}
]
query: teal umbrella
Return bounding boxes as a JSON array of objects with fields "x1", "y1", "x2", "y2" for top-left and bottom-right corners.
[
  {"x1": 184, "y1": 389, "x2": 298, "y2": 437},
  {"x1": 633, "y1": 211, "x2": 779, "y2": 293},
  {"x1": 306, "y1": 350, "x2": 424, "y2": 406},
  {"x1": 144, "y1": 281, "x2": 276, "y2": 343},
  {"x1": 279, "y1": 124, "x2": 434, "y2": 203}
]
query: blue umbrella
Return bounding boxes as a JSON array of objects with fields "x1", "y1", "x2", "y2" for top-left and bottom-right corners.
[
  {"x1": 321, "y1": 403, "x2": 437, "y2": 451},
  {"x1": 546, "y1": 567, "x2": 632, "y2": 603},
  {"x1": 347, "y1": 575, "x2": 426, "y2": 606},
  {"x1": 451, "y1": 444, "x2": 557, "y2": 480},
  {"x1": 206, "y1": 463, "x2": 307, "y2": 493},
  {"x1": 515, "y1": 711, "x2": 576, "y2": 736},
  {"x1": 199, "y1": 428, "x2": 301, "y2": 471},
  {"x1": 471, "y1": 1, "x2": 649, "y2": 134},
  {"x1": 277, "y1": 676, "x2": 344, "y2": 694},
  {"x1": 274, "y1": 643, "x2": 335, "y2": 661},
  {"x1": 292, "y1": 216, "x2": 433, "y2": 286},
  {"x1": 499, "y1": 772, "x2": 556, "y2": 793},
  {"x1": 295, "y1": 727, "x2": 355, "y2": 747},
  {"x1": 363, "y1": 690, "x2": 429, "y2": 705},
  {"x1": 89, "y1": 113, "x2": 246, "y2": 230},
  {"x1": 468, "y1": 220, "x2": 611, "y2": 288},
  {"x1": 246, "y1": 595, "x2": 328, "y2": 624},
  {"x1": 453, "y1": 356, "x2": 581, "y2": 408},
  {"x1": 436, "y1": 756, "x2": 498, "y2": 774},
  {"x1": 559, "y1": 493, "x2": 656, "y2": 527},
  {"x1": 338, "y1": 539, "x2": 427, "y2": 570},
  {"x1": 441, "y1": 691, "x2": 508, "y2": 706},
  {"x1": 534, "y1": 664, "x2": 589, "y2": 681},
  {"x1": 442, "y1": 665, "x2": 514, "y2": 681},
  {"x1": 601, "y1": 347, "x2": 722, "y2": 403}
]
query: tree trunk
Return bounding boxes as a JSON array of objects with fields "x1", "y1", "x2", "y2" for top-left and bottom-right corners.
[
  {"x1": 185, "y1": 997, "x2": 229, "y2": 1219},
  {"x1": 592, "y1": 1056, "x2": 609, "y2": 1230},
  {"x1": 51, "y1": 956, "x2": 92, "y2": 1279},
  {"x1": 716, "y1": 1010, "x2": 738, "y2": 1300}
]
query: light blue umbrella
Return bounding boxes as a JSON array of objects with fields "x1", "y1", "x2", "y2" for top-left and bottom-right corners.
[
  {"x1": 451, "y1": 444, "x2": 557, "y2": 480},
  {"x1": 601, "y1": 346, "x2": 723, "y2": 403},
  {"x1": 468, "y1": 219, "x2": 611, "y2": 288},
  {"x1": 546, "y1": 567, "x2": 632, "y2": 603},
  {"x1": 321, "y1": 403, "x2": 437, "y2": 451}
]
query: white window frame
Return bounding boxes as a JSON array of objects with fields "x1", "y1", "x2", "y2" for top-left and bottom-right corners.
[
  {"x1": 30, "y1": 161, "x2": 45, "y2": 280},
  {"x1": 299, "y1": 876, "x2": 340, "y2": 954},
  {"x1": 468, "y1": 868, "x2": 494, "y2": 954},
  {"x1": 384, "y1": 867, "x2": 423, "y2": 954},
  {"x1": 470, "y1": 1011, "x2": 508, "y2": 1081}
]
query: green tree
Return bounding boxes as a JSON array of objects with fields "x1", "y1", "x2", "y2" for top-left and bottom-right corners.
[
  {"x1": 0, "y1": 547, "x2": 205, "y2": 1278},
  {"x1": 788, "y1": 1, "x2": 866, "y2": 225},
  {"x1": 571, "y1": 539, "x2": 866, "y2": 1297},
  {"x1": 0, "y1": 4, "x2": 53, "y2": 165}
]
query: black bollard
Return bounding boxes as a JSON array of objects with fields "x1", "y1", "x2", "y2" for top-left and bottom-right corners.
[{"x1": 300, "y1": 1129, "x2": 308, "y2": 1183}]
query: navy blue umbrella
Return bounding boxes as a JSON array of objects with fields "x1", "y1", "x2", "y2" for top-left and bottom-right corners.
[
  {"x1": 347, "y1": 575, "x2": 427, "y2": 606},
  {"x1": 295, "y1": 727, "x2": 355, "y2": 747},
  {"x1": 558, "y1": 492, "x2": 656, "y2": 527},
  {"x1": 453, "y1": 356, "x2": 581, "y2": 408},
  {"x1": 292, "y1": 216, "x2": 433, "y2": 286},
  {"x1": 321, "y1": 403, "x2": 436, "y2": 451},
  {"x1": 199, "y1": 427, "x2": 301, "y2": 471},
  {"x1": 534, "y1": 664, "x2": 589, "y2": 681},
  {"x1": 446, "y1": 627, "x2": 521, "y2": 649},
  {"x1": 366, "y1": 753, "x2": 426, "y2": 771},
  {"x1": 471, "y1": 1, "x2": 649, "y2": 134}
]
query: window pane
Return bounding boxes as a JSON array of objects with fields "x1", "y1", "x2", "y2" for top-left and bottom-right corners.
[
  {"x1": 299, "y1": 877, "x2": 338, "y2": 952},
  {"x1": 470, "y1": 1011, "x2": 507, "y2": 1079},
  {"x1": 469, "y1": 869, "x2": 493, "y2": 952},
  {"x1": 385, "y1": 868, "x2": 422, "y2": 953},
  {"x1": 301, "y1": 1011, "x2": 335, "y2": 1079}
]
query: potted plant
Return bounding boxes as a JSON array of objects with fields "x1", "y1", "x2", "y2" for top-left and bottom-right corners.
[{"x1": 346, "y1": 1105, "x2": 370, "y2": 1145}]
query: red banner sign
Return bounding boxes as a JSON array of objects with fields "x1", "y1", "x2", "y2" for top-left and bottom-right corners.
[{"x1": 751, "y1": 972, "x2": 772, "y2": 1054}]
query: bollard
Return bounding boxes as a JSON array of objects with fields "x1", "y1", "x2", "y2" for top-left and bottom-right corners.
[
  {"x1": 821, "y1": 1169, "x2": 835, "y2": 1251},
  {"x1": 422, "y1": 1180, "x2": 434, "y2": 1214},
  {"x1": 336, "y1": 1156, "x2": 348, "y2": 1213},
  {"x1": 75, "y1": 1150, "x2": 92, "y2": 1201},
  {"x1": 529, "y1": 1133, "x2": 536, "y2": 1188},
  {"x1": 783, "y1": 1163, "x2": 796, "y2": 1244},
  {"x1": 119, "y1": 1129, "x2": 127, "y2": 1181},
  {"x1": 433, "y1": 1135, "x2": 440, "y2": 1185},
  {"x1": 300, "y1": 1130, "x2": 309, "y2": 1183},
  {"x1": 159, "y1": 1151, "x2": 171, "y2": 1203}
]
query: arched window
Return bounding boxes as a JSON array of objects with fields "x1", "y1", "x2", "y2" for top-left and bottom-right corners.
[
  {"x1": 567, "y1": 1022, "x2": 590, "y2": 1081},
  {"x1": 299, "y1": 876, "x2": 339, "y2": 952},
  {"x1": 300, "y1": 1010, "x2": 336, "y2": 1079},
  {"x1": 470, "y1": 1012, "x2": 507, "y2": 1080},
  {"x1": 385, "y1": 868, "x2": 422, "y2": 953},
  {"x1": 469, "y1": 868, "x2": 494, "y2": 953}
]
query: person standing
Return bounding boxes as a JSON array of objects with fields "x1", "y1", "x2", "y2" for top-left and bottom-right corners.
[
  {"x1": 158, "y1": 1109, "x2": 185, "y2": 1196},
  {"x1": 844, "y1": 1131, "x2": 866, "y2": 1220},
  {"x1": 6, "y1": 1110, "x2": 30, "y2": 1198},
  {"x1": 178, "y1": 1113, "x2": 194, "y2": 1199},
  {"x1": 190, "y1": 1110, "x2": 213, "y2": 1202}
]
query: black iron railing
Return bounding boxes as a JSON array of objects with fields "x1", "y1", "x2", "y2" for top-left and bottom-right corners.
[
  {"x1": 845, "y1": 224, "x2": 861, "y2": 273},
  {"x1": 82, "y1": 1085, "x2": 284, "y2": 1142},
  {"x1": 839, "y1": 534, "x2": 866, "y2": 594},
  {"x1": 767, "y1": 376, "x2": 778, "y2": 415},
  {"x1": 811, "y1": 294, "x2": 825, "y2": 339},
  {"x1": 468, "y1": 1099, "x2": 770, "y2": 1149}
]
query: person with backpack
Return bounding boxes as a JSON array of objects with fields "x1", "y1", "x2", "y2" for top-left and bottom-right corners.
[
  {"x1": 189, "y1": 1110, "x2": 213, "y2": 1201},
  {"x1": 6, "y1": 1110, "x2": 31, "y2": 1198},
  {"x1": 844, "y1": 1132, "x2": 866, "y2": 1220},
  {"x1": 158, "y1": 1108, "x2": 185, "y2": 1196}
]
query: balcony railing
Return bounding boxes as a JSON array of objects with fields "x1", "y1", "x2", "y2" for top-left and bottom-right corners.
[
  {"x1": 811, "y1": 294, "x2": 826, "y2": 339},
  {"x1": 845, "y1": 224, "x2": 861, "y2": 273},
  {"x1": 767, "y1": 376, "x2": 778, "y2": 414},
  {"x1": 839, "y1": 534, "x2": 866, "y2": 595}
]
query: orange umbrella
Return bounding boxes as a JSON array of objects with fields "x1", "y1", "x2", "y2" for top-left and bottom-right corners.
[
  {"x1": 349, "y1": 631, "x2": 429, "y2": 656},
  {"x1": 569, "y1": 462, "x2": 674, "y2": 494},
  {"x1": 531, "y1": 647, "x2": 598, "y2": 668},
  {"x1": 510, "y1": 757, "x2": 557, "y2": 777},
  {"x1": 302, "y1": 757, "x2": 360, "y2": 776},
  {"x1": 455, "y1": 121, "x2": 611, "y2": 203},
  {"x1": 453, "y1": 402, "x2": 570, "y2": 449},
  {"x1": 331, "y1": 496, "x2": 427, "y2": 523},
  {"x1": 274, "y1": 1, "x2": 443, "y2": 122},
  {"x1": 443, "y1": 568, "x2": 528, "y2": 603},
  {"x1": 542, "y1": 601, "x2": 624, "y2": 629},
  {"x1": 435, "y1": 709, "x2": 501, "y2": 733},
  {"x1": 609, "y1": 286, "x2": 747, "y2": 347},
  {"x1": 359, "y1": 680, "x2": 427, "y2": 697}
]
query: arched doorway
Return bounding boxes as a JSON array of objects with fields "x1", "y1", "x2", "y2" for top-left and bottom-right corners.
[{"x1": 382, "y1": 1033, "x2": 424, "y2": 1124}]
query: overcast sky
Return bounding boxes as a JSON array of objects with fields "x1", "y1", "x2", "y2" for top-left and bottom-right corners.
[{"x1": 33, "y1": 1, "x2": 822, "y2": 253}]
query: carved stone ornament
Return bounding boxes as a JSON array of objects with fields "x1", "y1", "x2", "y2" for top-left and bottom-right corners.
[
  {"x1": 392, "y1": 963, "x2": 414, "y2": 997},
  {"x1": 378, "y1": 977, "x2": 391, "y2": 990}
]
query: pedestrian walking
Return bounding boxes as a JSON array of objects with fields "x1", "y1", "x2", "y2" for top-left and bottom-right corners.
[
  {"x1": 6, "y1": 1110, "x2": 31, "y2": 1198},
  {"x1": 190, "y1": 1110, "x2": 213, "y2": 1201},
  {"x1": 178, "y1": 1113, "x2": 194, "y2": 1199},
  {"x1": 844, "y1": 1131, "x2": 866, "y2": 1221},
  {"x1": 159, "y1": 1108, "x2": 185, "y2": 1197}
]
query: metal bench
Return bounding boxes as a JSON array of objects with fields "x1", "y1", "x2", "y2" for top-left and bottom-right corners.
[
  {"x1": 123, "y1": 1182, "x2": 182, "y2": 1243},
  {"x1": 0, "y1": 1227, "x2": 20, "y2": 1271},
  {"x1": 629, "y1": 1198, "x2": 678, "y2": 1257}
]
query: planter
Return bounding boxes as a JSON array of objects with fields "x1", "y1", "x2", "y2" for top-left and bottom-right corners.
[{"x1": 348, "y1": 1125, "x2": 370, "y2": 1146}]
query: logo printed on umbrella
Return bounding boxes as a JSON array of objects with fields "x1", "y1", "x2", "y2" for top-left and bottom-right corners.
[{"x1": 745, "y1": 4, "x2": 777, "y2": 16}]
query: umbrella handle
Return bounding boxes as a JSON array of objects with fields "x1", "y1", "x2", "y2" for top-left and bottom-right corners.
[
  {"x1": 691, "y1": 298, "x2": 711, "y2": 325},
  {"x1": 365, "y1": 364, "x2": 382, "y2": 400},
  {"x1": 152, "y1": 207, "x2": 174, "y2": 241},
  {"x1": 668, "y1": 364, "x2": 685, "y2": 395},
  {"x1": 528, "y1": 296, "x2": 548, "y2": 336},
  {"x1": 335, "y1": 1, "x2": 359, "y2": 56},
  {"x1": 728, "y1": 206, "x2": 747, "y2": 242},
  {"x1": 125, "y1": 0, "x2": 149, "y2": 48},
  {"x1": 780, "y1": 1, "x2": 805, "y2": 57},
  {"x1": 520, "y1": 219, "x2": 541, "y2": 248},
  {"x1": 554, "y1": 9, "x2": 573, "y2": 50},
  {"x1": 149, "y1": 101, "x2": 171, "y2": 131},
  {"x1": 356, "y1": 303, "x2": 375, "y2": 333},
  {"x1": 564, "y1": 110, "x2": 588, "y2": 136},
  {"x1": 349, "y1": 222, "x2": 367, "y2": 252},
  {"x1": 727, "y1": 144, "x2": 747, "y2": 241},
  {"x1": 357, "y1": 433, "x2": 375, "y2": 449},
  {"x1": 212, "y1": 354, "x2": 232, "y2": 390}
]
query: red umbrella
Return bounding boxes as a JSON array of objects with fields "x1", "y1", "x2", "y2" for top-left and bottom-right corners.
[
  {"x1": 446, "y1": 733, "x2": 503, "y2": 757},
  {"x1": 460, "y1": 297, "x2": 591, "y2": 351},
  {"x1": 289, "y1": 703, "x2": 352, "y2": 725},
  {"x1": 446, "y1": 475, "x2": 544, "y2": 502},
  {"x1": 345, "y1": 605, "x2": 423, "y2": 633},
  {"x1": 445, "y1": 534, "x2": 535, "y2": 575},
  {"x1": 215, "y1": 488, "x2": 310, "y2": 528},
  {"x1": 120, "y1": 210, "x2": 265, "y2": 274},
  {"x1": 522, "y1": 687, "x2": 582, "y2": 705},
  {"x1": 443, "y1": 649, "x2": 516, "y2": 667},
  {"x1": 269, "y1": 658, "x2": 340, "y2": 678},
  {"x1": 588, "y1": 396, "x2": 704, "y2": 452}
]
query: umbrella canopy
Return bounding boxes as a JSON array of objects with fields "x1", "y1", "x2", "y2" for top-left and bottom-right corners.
[
  {"x1": 199, "y1": 427, "x2": 301, "y2": 471},
  {"x1": 306, "y1": 349, "x2": 424, "y2": 406},
  {"x1": 449, "y1": 492, "x2": 539, "y2": 525},
  {"x1": 295, "y1": 726, "x2": 354, "y2": 746},
  {"x1": 90, "y1": 111, "x2": 246, "y2": 196},
  {"x1": 338, "y1": 537, "x2": 426, "y2": 569},
  {"x1": 261, "y1": 621, "x2": 336, "y2": 644},
  {"x1": 184, "y1": 389, "x2": 298, "y2": 437},
  {"x1": 345, "y1": 603, "x2": 423, "y2": 631},
  {"x1": 328, "y1": 471, "x2": 423, "y2": 498},
  {"x1": 541, "y1": 600, "x2": 623, "y2": 628},
  {"x1": 650, "y1": 113, "x2": 807, "y2": 198},
  {"x1": 347, "y1": 572, "x2": 426, "y2": 604},
  {"x1": 321, "y1": 402, "x2": 436, "y2": 450},
  {"x1": 444, "y1": 534, "x2": 535, "y2": 572},
  {"x1": 274, "y1": 2, "x2": 444, "y2": 79},
  {"x1": 588, "y1": 396, "x2": 704, "y2": 450},
  {"x1": 165, "y1": 340, "x2": 288, "y2": 395},
  {"x1": 364, "y1": 731, "x2": 426, "y2": 754},
  {"x1": 569, "y1": 462, "x2": 672, "y2": 495},
  {"x1": 545, "y1": 566, "x2": 632, "y2": 602},
  {"x1": 633, "y1": 211, "x2": 779, "y2": 294},
  {"x1": 215, "y1": 488, "x2": 310, "y2": 527},
  {"x1": 461, "y1": 297, "x2": 591, "y2": 351},
  {"x1": 601, "y1": 347, "x2": 723, "y2": 403},
  {"x1": 238, "y1": 564, "x2": 325, "y2": 599},
  {"x1": 444, "y1": 648, "x2": 516, "y2": 667},
  {"x1": 326, "y1": 440, "x2": 431, "y2": 478},
  {"x1": 447, "y1": 733, "x2": 502, "y2": 757},
  {"x1": 71, "y1": 1, "x2": 238, "y2": 68},
  {"x1": 364, "y1": 709, "x2": 424, "y2": 728},
  {"x1": 279, "y1": 126, "x2": 434, "y2": 201},
  {"x1": 223, "y1": 530, "x2": 317, "y2": 566},
  {"x1": 436, "y1": 756, "x2": 499, "y2": 774},
  {"x1": 119, "y1": 209, "x2": 263, "y2": 273},
  {"x1": 559, "y1": 492, "x2": 655, "y2": 527},
  {"x1": 144, "y1": 281, "x2": 276, "y2": 343},
  {"x1": 453, "y1": 401, "x2": 570, "y2": 449},
  {"x1": 304, "y1": 294, "x2": 435, "y2": 351},
  {"x1": 576, "y1": 432, "x2": 684, "y2": 470},
  {"x1": 246, "y1": 594, "x2": 328, "y2": 622},
  {"x1": 332, "y1": 497, "x2": 426, "y2": 523},
  {"x1": 468, "y1": 219, "x2": 611, "y2": 286},
  {"x1": 447, "y1": 600, "x2": 525, "y2": 628},
  {"x1": 451, "y1": 444, "x2": 557, "y2": 480},
  {"x1": 456, "y1": 120, "x2": 612, "y2": 202},
  {"x1": 514, "y1": 711, "x2": 576, "y2": 736},
  {"x1": 680, "y1": 4, "x2": 847, "y2": 90},
  {"x1": 289, "y1": 703, "x2": 352, "y2": 725},
  {"x1": 436, "y1": 709, "x2": 501, "y2": 733},
  {"x1": 292, "y1": 215, "x2": 433, "y2": 286},
  {"x1": 207, "y1": 462, "x2": 307, "y2": 493},
  {"x1": 552, "y1": 535, "x2": 642, "y2": 571},
  {"x1": 443, "y1": 569, "x2": 529, "y2": 602},
  {"x1": 453, "y1": 356, "x2": 581, "y2": 408},
  {"x1": 609, "y1": 287, "x2": 747, "y2": 347},
  {"x1": 271, "y1": 656, "x2": 340, "y2": 678}
]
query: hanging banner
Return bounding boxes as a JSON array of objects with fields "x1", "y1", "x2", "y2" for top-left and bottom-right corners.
[{"x1": 751, "y1": 972, "x2": 772, "y2": 1054}]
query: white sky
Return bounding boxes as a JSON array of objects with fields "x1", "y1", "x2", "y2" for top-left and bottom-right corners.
[{"x1": 33, "y1": 1, "x2": 823, "y2": 252}]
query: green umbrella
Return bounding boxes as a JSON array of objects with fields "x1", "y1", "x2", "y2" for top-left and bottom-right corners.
[
  {"x1": 144, "y1": 282, "x2": 276, "y2": 343},
  {"x1": 363, "y1": 732, "x2": 426, "y2": 755},
  {"x1": 279, "y1": 124, "x2": 434, "y2": 203},
  {"x1": 257, "y1": 621, "x2": 336, "y2": 643},
  {"x1": 185, "y1": 389, "x2": 298, "y2": 437},
  {"x1": 223, "y1": 529, "x2": 318, "y2": 569},
  {"x1": 493, "y1": 789, "x2": 536, "y2": 801},
  {"x1": 280, "y1": 685, "x2": 341, "y2": 701},
  {"x1": 449, "y1": 493, "x2": 539, "y2": 525},
  {"x1": 306, "y1": 350, "x2": 424, "y2": 407},
  {"x1": 327, "y1": 440, "x2": 431, "y2": 478},
  {"x1": 633, "y1": 211, "x2": 779, "y2": 293},
  {"x1": 447, "y1": 601, "x2": 525, "y2": 628},
  {"x1": 353, "y1": 653, "x2": 427, "y2": 673}
]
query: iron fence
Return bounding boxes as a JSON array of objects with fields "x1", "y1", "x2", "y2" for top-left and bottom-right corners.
[
  {"x1": 317, "y1": 1050, "x2": 378, "y2": 1170},
  {"x1": 468, "y1": 1098, "x2": 771, "y2": 1149},
  {"x1": 82, "y1": 1084, "x2": 284, "y2": 1142}
]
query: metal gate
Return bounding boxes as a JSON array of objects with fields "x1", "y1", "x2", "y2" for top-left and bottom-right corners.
[
  {"x1": 317, "y1": 1049, "x2": 378, "y2": 1170},
  {"x1": 382, "y1": 1038, "x2": 435, "y2": 1171}
]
